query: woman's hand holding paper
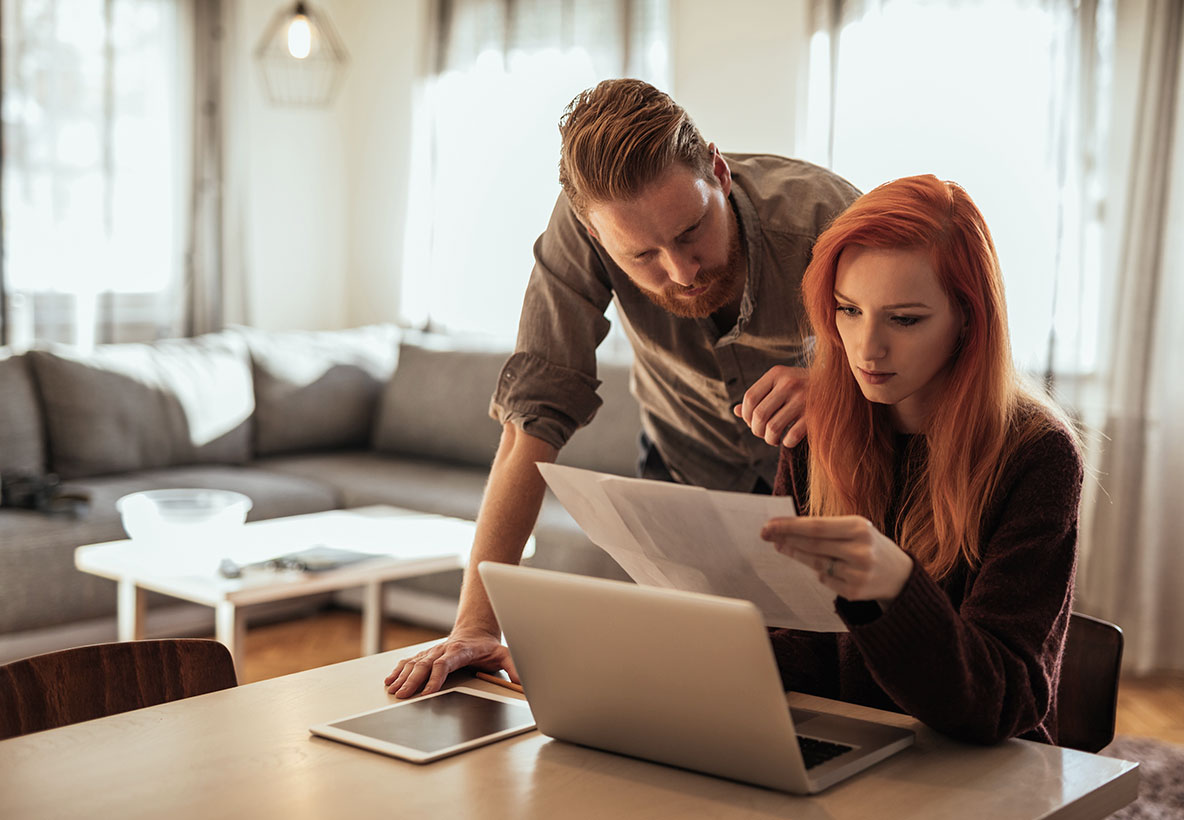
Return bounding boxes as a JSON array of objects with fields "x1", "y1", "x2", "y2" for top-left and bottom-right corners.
[{"x1": 761, "y1": 515, "x2": 914, "y2": 607}]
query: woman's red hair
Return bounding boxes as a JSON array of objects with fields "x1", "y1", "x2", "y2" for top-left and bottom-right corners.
[{"x1": 801, "y1": 174, "x2": 1060, "y2": 578}]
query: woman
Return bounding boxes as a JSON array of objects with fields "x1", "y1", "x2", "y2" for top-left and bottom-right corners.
[{"x1": 758, "y1": 174, "x2": 1082, "y2": 745}]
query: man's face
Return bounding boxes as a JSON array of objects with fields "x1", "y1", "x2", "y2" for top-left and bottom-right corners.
[{"x1": 584, "y1": 151, "x2": 745, "y2": 319}]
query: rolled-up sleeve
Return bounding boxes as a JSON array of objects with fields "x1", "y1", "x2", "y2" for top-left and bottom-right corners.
[
  {"x1": 489, "y1": 192, "x2": 617, "y2": 449},
  {"x1": 491, "y1": 351, "x2": 603, "y2": 449}
]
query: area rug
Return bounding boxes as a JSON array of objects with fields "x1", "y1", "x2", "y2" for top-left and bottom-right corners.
[{"x1": 1100, "y1": 735, "x2": 1184, "y2": 819}]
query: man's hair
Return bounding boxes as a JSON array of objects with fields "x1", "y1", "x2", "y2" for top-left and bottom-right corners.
[{"x1": 558, "y1": 78, "x2": 713, "y2": 219}]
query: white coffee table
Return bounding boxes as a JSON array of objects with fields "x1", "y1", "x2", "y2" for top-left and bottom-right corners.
[{"x1": 74, "y1": 505, "x2": 507, "y2": 677}]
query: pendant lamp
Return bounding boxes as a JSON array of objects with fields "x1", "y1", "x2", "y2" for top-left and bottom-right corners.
[{"x1": 255, "y1": 1, "x2": 349, "y2": 107}]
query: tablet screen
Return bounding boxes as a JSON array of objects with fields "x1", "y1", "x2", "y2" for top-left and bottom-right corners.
[{"x1": 311, "y1": 687, "x2": 536, "y2": 762}]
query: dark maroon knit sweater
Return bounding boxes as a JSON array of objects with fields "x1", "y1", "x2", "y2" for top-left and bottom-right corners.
[{"x1": 769, "y1": 418, "x2": 1083, "y2": 745}]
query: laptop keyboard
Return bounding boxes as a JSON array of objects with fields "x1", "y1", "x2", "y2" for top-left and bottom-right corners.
[{"x1": 796, "y1": 735, "x2": 855, "y2": 769}]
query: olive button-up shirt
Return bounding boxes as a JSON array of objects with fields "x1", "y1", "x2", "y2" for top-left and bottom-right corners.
[{"x1": 491, "y1": 154, "x2": 860, "y2": 491}]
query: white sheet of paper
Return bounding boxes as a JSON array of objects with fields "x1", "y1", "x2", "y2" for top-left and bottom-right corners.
[{"x1": 537, "y1": 463, "x2": 846, "y2": 631}]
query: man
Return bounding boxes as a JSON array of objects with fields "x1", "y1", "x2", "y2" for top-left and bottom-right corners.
[{"x1": 385, "y1": 78, "x2": 859, "y2": 697}]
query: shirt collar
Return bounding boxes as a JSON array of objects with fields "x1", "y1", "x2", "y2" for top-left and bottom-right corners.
[{"x1": 720, "y1": 181, "x2": 762, "y2": 341}]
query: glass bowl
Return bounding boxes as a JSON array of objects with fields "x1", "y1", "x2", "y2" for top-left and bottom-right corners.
[{"x1": 116, "y1": 489, "x2": 253, "y2": 545}]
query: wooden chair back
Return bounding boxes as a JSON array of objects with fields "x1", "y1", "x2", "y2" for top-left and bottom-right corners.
[
  {"x1": 1056, "y1": 612, "x2": 1124, "y2": 753},
  {"x1": 0, "y1": 638, "x2": 237, "y2": 740}
]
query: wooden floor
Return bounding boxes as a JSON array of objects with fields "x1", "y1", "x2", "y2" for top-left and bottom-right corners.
[
  {"x1": 1115, "y1": 672, "x2": 1184, "y2": 745},
  {"x1": 239, "y1": 607, "x2": 1184, "y2": 746},
  {"x1": 239, "y1": 607, "x2": 445, "y2": 684}
]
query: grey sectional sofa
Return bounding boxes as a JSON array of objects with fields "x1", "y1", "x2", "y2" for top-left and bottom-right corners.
[{"x1": 0, "y1": 325, "x2": 638, "y2": 650}]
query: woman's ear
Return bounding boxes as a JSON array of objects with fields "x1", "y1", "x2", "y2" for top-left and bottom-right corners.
[
  {"x1": 956, "y1": 299, "x2": 971, "y2": 333},
  {"x1": 952, "y1": 302, "x2": 970, "y2": 356}
]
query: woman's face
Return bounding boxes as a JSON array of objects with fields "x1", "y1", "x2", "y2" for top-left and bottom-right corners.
[{"x1": 832, "y1": 245, "x2": 964, "y2": 433}]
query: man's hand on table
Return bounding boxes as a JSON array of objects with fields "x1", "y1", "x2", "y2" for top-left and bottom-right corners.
[{"x1": 383, "y1": 629, "x2": 519, "y2": 698}]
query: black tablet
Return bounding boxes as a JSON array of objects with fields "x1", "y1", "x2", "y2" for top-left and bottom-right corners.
[{"x1": 309, "y1": 687, "x2": 536, "y2": 763}]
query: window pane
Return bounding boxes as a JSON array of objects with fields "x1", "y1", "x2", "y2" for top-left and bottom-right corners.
[
  {"x1": 2, "y1": 0, "x2": 185, "y2": 345},
  {"x1": 809, "y1": 0, "x2": 1107, "y2": 376},
  {"x1": 404, "y1": 0, "x2": 669, "y2": 346}
]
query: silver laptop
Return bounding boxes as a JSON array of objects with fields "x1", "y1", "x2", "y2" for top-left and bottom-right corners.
[{"x1": 479, "y1": 561, "x2": 914, "y2": 794}]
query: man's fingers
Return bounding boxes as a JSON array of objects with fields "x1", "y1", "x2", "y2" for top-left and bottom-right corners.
[
  {"x1": 739, "y1": 369, "x2": 808, "y2": 441},
  {"x1": 761, "y1": 401, "x2": 806, "y2": 445},
  {"x1": 385, "y1": 641, "x2": 455, "y2": 696},
  {"x1": 385, "y1": 635, "x2": 511, "y2": 698},
  {"x1": 748, "y1": 395, "x2": 785, "y2": 438},
  {"x1": 390, "y1": 662, "x2": 428, "y2": 697},
  {"x1": 502, "y1": 654, "x2": 520, "y2": 685},
  {"x1": 384, "y1": 644, "x2": 443, "y2": 686},
  {"x1": 383, "y1": 663, "x2": 403, "y2": 686},
  {"x1": 422, "y1": 658, "x2": 454, "y2": 695},
  {"x1": 783, "y1": 417, "x2": 807, "y2": 448}
]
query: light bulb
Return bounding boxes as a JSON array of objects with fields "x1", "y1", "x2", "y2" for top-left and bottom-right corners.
[{"x1": 287, "y1": 14, "x2": 312, "y2": 59}]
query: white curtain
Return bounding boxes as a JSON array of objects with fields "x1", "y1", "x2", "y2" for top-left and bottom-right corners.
[
  {"x1": 803, "y1": 0, "x2": 1109, "y2": 380},
  {"x1": 0, "y1": 0, "x2": 216, "y2": 349},
  {"x1": 806, "y1": 0, "x2": 1184, "y2": 673},
  {"x1": 184, "y1": 0, "x2": 227, "y2": 337},
  {"x1": 401, "y1": 0, "x2": 669, "y2": 342},
  {"x1": 1076, "y1": 0, "x2": 1184, "y2": 674}
]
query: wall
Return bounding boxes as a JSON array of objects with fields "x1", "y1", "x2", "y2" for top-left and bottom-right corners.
[
  {"x1": 668, "y1": 0, "x2": 811, "y2": 156},
  {"x1": 230, "y1": 0, "x2": 348, "y2": 330},
  {"x1": 229, "y1": 0, "x2": 428, "y2": 331},
  {"x1": 337, "y1": 0, "x2": 429, "y2": 327}
]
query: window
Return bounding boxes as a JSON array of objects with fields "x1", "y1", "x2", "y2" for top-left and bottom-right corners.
[
  {"x1": 1, "y1": 0, "x2": 189, "y2": 348},
  {"x1": 401, "y1": 0, "x2": 669, "y2": 345},
  {"x1": 802, "y1": 0, "x2": 1112, "y2": 378}
]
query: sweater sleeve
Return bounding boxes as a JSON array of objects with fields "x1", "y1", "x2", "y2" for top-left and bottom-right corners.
[
  {"x1": 837, "y1": 426, "x2": 1083, "y2": 744},
  {"x1": 768, "y1": 628, "x2": 840, "y2": 697}
]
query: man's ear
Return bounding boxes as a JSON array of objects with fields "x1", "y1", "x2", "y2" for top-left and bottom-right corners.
[
  {"x1": 709, "y1": 143, "x2": 732, "y2": 198},
  {"x1": 578, "y1": 209, "x2": 600, "y2": 243}
]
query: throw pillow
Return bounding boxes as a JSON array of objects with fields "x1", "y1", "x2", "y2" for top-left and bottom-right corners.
[
  {"x1": 236, "y1": 324, "x2": 401, "y2": 456},
  {"x1": 27, "y1": 332, "x2": 254, "y2": 479},
  {"x1": 0, "y1": 349, "x2": 47, "y2": 477},
  {"x1": 372, "y1": 340, "x2": 505, "y2": 468}
]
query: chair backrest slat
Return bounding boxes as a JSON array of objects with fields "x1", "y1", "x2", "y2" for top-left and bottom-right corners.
[
  {"x1": 0, "y1": 639, "x2": 237, "y2": 740},
  {"x1": 1057, "y1": 612, "x2": 1123, "y2": 753}
]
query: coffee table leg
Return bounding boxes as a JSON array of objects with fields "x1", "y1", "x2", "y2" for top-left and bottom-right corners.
[
  {"x1": 116, "y1": 579, "x2": 147, "y2": 641},
  {"x1": 362, "y1": 580, "x2": 382, "y2": 656},
  {"x1": 216, "y1": 601, "x2": 247, "y2": 680}
]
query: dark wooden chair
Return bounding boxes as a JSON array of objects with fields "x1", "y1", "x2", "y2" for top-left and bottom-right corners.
[
  {"x1": 0, "y1": 638, "x2": 237, "y2": 740},
  {"x1": 1056, "y1": 612, "x2": 1124, "y2": 753}
]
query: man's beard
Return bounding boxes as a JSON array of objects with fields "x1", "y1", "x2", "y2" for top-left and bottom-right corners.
[{"x1": 644, "y1": 227, "x2": 745, "y2": 319}]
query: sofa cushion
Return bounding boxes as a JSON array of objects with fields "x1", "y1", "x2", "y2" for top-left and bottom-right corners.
[
  {"x1": 27, "y1": 332, "x2": 254, "y2": 480},
  {"x1": 0, "y1": 464, "x2": 340, "y2": 634},
  {"x1": 0, "y1": 349, "x2": 46, "y2": 477},
  {"x1": 372, "y1": 341, "x2": 505, "y2": 468},
  {"x1": 236, "y1": 324, "x2": 401, "y2": 456},
  {"x1": 372, "y1": 339, "x2": 641, "y2": 475}
]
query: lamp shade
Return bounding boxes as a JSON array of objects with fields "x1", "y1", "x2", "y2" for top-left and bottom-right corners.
[{"x1": 255, "y1": 1, "x2": 349, "y2": 106}]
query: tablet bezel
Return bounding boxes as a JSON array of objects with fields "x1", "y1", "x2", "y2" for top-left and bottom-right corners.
[{"x1": 309, "y1": 686, "x2": 536, "y2": 763}]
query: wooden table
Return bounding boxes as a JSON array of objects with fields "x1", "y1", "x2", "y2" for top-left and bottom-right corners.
[
  {"x1": 0, "y1": 642, "x2": 1138, "y2": 819},
  {"x1": 74, "y1": 506, "x2": 490, "y2": 677}
]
